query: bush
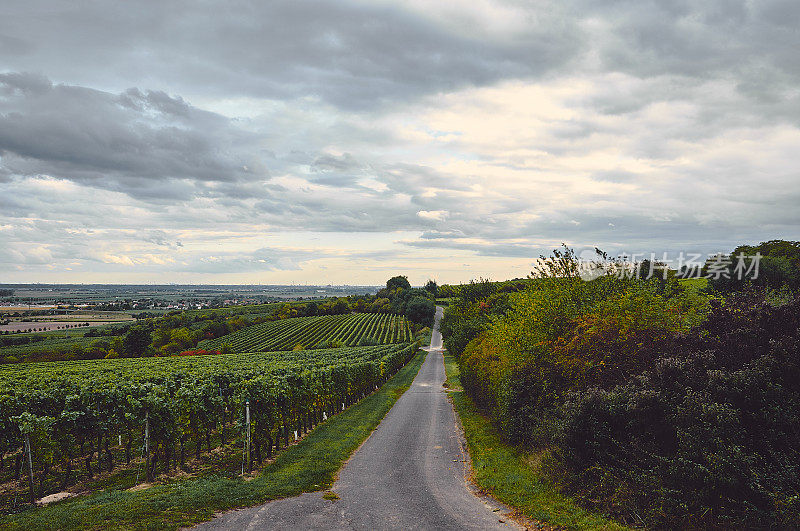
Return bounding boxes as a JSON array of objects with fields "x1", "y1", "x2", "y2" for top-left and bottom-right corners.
[
  {"x1": 459, "y1": 272, "x2": 705, "y2": 445},
  {"x1": 404, "y1": 296, "x2": 435, "y2": 327},
  {"x1": 554, "y1": 293, "x2": 800, "y2": 528},
  {"x1": 710, "y1": 240, "x2": 800, "y2": 294}
]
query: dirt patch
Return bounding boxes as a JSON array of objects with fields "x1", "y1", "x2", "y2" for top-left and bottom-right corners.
[{"x1": 36, "y1": 491, "x2": 75, "y2": 505}]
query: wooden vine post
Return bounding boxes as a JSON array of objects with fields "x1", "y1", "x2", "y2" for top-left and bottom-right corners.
[
  {"x1": 245, "y1": 401, "x2": 251, "y2": 473},
  {"x1": 144, "y1": 411, "x2": 151, "y2": 482},
  {"x1": 24, "y1": 433, "x2": 34, "y2": 503}
]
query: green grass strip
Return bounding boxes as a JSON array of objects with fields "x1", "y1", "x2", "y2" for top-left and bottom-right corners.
[
  {"x1": 443, "y1": 354, "x2": 628, "y2": 531},
  {"x1": 1, "y1": 351, "x2": 427, "y2": 531}
]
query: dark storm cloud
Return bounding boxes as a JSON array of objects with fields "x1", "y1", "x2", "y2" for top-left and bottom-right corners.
[
  {"x1": 0, "y1": 73, "x2": 260, "y2": 199},
  {"x1": 3, "y1": 1, "x2": 797, "y2": 114},
  {"x1": 0, "y1": 0, "x2": 581, "y2": 110}
]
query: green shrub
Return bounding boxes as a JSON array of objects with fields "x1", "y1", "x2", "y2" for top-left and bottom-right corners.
[
  {"x1": 458, "y1": 272, "x2": 705, "y2": 445},
  {"x1": 554, "y1": 293, "x2": 800, "y2": 528},
  {"x1": 710, "y1": 240, "x2": 800, "y2": 294}
]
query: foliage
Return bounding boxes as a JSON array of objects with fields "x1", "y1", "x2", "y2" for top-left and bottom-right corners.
[
  {"x1": 459, "y1": 277, "x2": 497, "y2": 304},
  {"x1": 554, "y1": 293, "x2": 800, "y2": 528},
  {"x1": 385, "y1": 275, "x2": 411, "y2": 291},
  {"x1": 440, "y1": 243, "x2": 799, "y2": 528},
  {"x1": 709, "y1": 239, "x2": 800, "y2": 294},
  {"x1": 444, "y1": 354, "x2": 627, "y2": 530},
  {"x1": 404, "y1": 296, "x2": 435, "y2": 327},
  {"x1": 456, "y1": 264, "x2": 706, "y2": 444},
  {"x1": 0, "y1": 351, "x2": 426, "y2": 530},
  {"x1": 423, "y1": 279, "x2": 438, "y2": 297},
  {"x1": 0, "y1": 342, "x2": 418, "y2": 505},
  {"x1": 375, "y1": 276, "x2": 435, "y2": 327},
  {"x1": 121, "y1": 325, "x2": 152, "y2": 357}
]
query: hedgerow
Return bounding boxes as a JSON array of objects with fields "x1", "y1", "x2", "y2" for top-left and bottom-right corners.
[
  {"x1": 439, "y1": 244, "x2": 800, "y2": 527},
  {"x1": 555, "y1": 293, "x2": 800, "y2": 527},
  {"x1": 458, "y1": 265, "x2": 706, "y2": 445}
]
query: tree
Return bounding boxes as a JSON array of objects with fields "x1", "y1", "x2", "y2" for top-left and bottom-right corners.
[
  {"x1": 122, "y1": 326, "x2": 151, "y2": 357},
  {"x1": 331, "y1": 298, "x2": 350, "y2": 314},
  {"x1": 405, "y1": 296, "x2": 435, "y2": 327},
  {"x1": 459, "y1": 278, "x2": 496, "y2": 304},
  {"x1": 424, "y1": 279, "x2": 438, "y2": 297},
  {"x1": 710, "y1": 239, "x2": 800, "y2": 294},
  {"x1": 386, "y1": 275, "x2": 411, "y2": 291}
]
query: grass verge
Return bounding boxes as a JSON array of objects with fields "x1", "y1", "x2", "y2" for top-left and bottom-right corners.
[
  {"x1": 443, "y1": 354, "x2": 628, "y2": 531},
  {"x1": 0, "y1": 351, "x2": 426, "y2": 531}
]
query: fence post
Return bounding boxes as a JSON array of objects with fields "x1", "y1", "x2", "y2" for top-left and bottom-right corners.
[
  {"x1": 24, "y1": 434, "x2": 34, "y2": 503},
  {"x1": 245, "y1": 401, "x2": 251, "y2": 473},
  {"x1": 144, "y1": 412, "x2": 150, "y2": 481}
]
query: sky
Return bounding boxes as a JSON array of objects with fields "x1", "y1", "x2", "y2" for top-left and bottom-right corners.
[{"x1": 1, "y1": 0, "x2": 798, "y2": 285}]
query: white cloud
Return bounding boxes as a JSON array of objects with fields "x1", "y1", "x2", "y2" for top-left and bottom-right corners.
[{"x1": 417, "y1": 210, "x2": 449, "y2": 221}]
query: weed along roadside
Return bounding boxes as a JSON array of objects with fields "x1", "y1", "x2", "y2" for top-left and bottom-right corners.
[
  {"x1": 442, "y1": 354, "x2": 628, "y2": 531},
  {"x1": 0, "y1": 350, "x2": 427, "y2": 531}
]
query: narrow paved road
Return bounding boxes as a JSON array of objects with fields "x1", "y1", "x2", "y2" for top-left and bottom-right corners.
[{"x1": 195, "y1": 307, "x2": 517, "y2": 530}]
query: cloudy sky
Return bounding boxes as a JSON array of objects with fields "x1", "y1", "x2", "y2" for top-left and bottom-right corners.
[{"x1": 1, "y1": 1, "x2": 798, "y2": 285}]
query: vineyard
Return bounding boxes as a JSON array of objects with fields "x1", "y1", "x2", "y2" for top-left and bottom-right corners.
[
  {"x1": 0, "y1": 342, "x2": 417, "y2": 505},
  {"x1": 199, "y1": 312, "x2": 412, "y2": 353}
]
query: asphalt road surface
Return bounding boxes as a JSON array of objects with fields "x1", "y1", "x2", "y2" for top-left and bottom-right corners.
[{"x1": 195, "y1": 307, "x2": 518, "y2": 530}]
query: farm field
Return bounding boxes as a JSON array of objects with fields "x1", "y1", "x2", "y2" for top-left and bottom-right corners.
[
  {"x1": 0, "y1": 305, "x2": 58, "y2": 312},
  {"x1": 1, "y1": 284, "x2": 378, "y2": 307},
  {"x1": 0, "y1": 321, "x2": 129, "y2": 333},
  {"x1": 0, "y1": 301, "x2": 323, "y2": 364},
  {"x1": 0, "y1": 342, "x2": 419, "y2": 512},
  {"x1": 0, "y1": 342, "x2": 415, "y2": 391},
  {"x1": 0, "y1": 351, "x2": 426, "y2": 531},
  {"x1": 200, "y1": 312, "x2": 412, "y2": 352},
  {"x1": 0, "y1": 321, "x2": 132, "y2": 362},
  {"x1": 0, "y1": 335, "x2": 102, "y2": 357}
]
